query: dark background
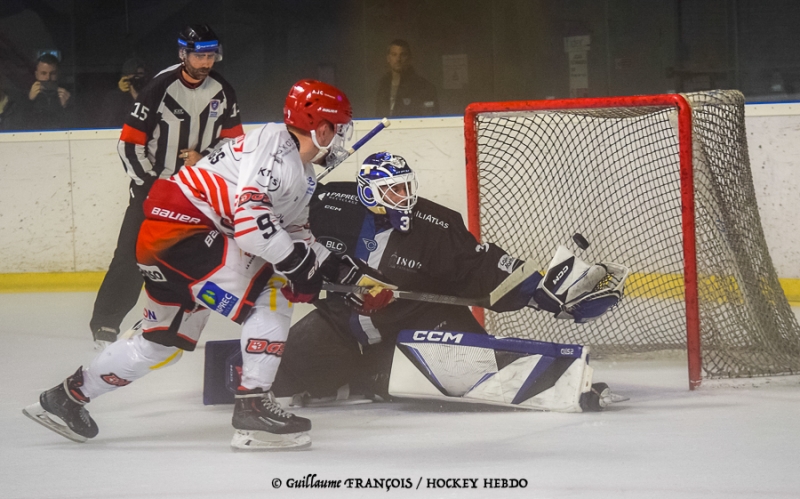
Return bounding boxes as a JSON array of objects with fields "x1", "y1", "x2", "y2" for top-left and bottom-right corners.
[{"x1": 1, "y1": 0, "x2": 798, "y2": 129}]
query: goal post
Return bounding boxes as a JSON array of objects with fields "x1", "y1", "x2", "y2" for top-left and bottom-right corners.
[{"x1": 464, "y1": 90, "x2": 800, "y2": 389}]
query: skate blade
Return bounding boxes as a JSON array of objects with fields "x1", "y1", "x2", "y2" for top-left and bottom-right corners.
[
  {"x1": 607, "y1": 392, "x2": 630, "y2": 404},
  {"x1": 230, "y1": 429, "x2": 311, "y2": 451},
  {"x1": 283, "y1": 395, "x2": 373, "y2": 408},
  {"x1": 22, "y1": 402, "x2": 87, "y2": 443}
]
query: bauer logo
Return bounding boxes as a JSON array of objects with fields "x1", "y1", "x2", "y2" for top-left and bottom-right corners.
[
  {"x1": 197, "y1": 282, "x2": 239, "y2": 316},
  {"x1": 412, "y1": 331, "x2": 464, "y2": 344}
]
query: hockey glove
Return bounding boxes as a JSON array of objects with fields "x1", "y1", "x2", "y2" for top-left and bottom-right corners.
[
  {"x1": 336, "y1": 255, "x2": 397, "y2": 315},
  {"x1": 530, "y1": 246, "x2": 629, "y2": 323},
  {"x1": 276, "y1": 242, "x2": 321, "y2": 303}
]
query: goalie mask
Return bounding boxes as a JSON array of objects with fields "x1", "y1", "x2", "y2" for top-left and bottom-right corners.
[
  {"x1": 178, "y1": 24, "x2": 223, "y2": 62},
  {"x1": 357, "y1": 152, "x2": 418, "y2": 232}
]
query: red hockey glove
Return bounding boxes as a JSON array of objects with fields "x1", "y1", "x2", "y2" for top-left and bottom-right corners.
[{"x1": 337, "y1": 255, "x2": 397, "y2": 315}]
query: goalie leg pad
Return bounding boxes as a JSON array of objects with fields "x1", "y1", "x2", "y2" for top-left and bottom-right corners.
[{"x1": 388, "y1": 330, "x2": 594, "y2": 412}]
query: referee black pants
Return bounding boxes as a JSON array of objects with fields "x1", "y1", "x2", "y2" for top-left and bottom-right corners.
[{"x1": 89, "y1": 181, "x2": 150, "y2": 334}]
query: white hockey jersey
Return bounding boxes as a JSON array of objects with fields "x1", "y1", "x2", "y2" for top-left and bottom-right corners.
[{"x1": 172, "y1": 123, "x2": 329, "y2": 265}]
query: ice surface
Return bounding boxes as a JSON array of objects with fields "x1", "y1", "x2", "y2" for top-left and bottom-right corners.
[{"x1": 2, "y1": 292, "x2": 799, "y2": 499}]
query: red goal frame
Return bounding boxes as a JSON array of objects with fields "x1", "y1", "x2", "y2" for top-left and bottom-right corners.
[{"x1": 464, "y1": 94, "x2": 702, "y2": 389}]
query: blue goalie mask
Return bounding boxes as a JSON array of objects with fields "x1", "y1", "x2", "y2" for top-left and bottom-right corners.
[{"x1": 357, "y1": 152, "x2": 418, "y2": 232}]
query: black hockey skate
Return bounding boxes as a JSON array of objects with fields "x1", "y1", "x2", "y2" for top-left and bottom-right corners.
[
  {"x1": 92, "y1": 326, "x2": 119, "y2": 344},
  {"x1": 579, "y1": 382, "x2": 609, "y2": 411},
  {"x1": 23, "y1": 367, "x2": 98, "y2": 442},
  {"x1": 231, "y1": 390, "x2": 311, "y2": 451}
]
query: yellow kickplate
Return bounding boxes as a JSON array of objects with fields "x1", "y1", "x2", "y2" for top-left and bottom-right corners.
[{"x1": 0, "y1": 272, "x2": 106, "y2": 293}]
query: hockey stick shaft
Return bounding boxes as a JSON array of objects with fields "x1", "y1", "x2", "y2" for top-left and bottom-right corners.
[
  {"x1": 488, "y1": 260, "x2": 540, "y2": 307},
  {"x1": 316, "y1": 118, "x2": 391, "y2": 181},
  {"x1": 321, "y1": 282, "x2": 488, "y2": 307}
]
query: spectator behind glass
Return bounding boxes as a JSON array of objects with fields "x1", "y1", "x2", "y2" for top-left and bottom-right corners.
[
  {"x1": 98, "y1": 58, "x2": 149, "y2": 128},
  {"x1": 375, "y1": 39, "x2": 438, "y2": 118},
  {"x1": 0, "y1": 81, "x2": 24, "y2": 131},
  {"x1": 26, "y1": 53, "x2": 73, "y2": 129}
]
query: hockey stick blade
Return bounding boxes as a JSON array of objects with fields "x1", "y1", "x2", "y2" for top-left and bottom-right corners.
[
  {"x1": 321, "y1": 282, "x2": 488, "y2": 307},
  {"x1": 489, "y1": 260, "x2": 540, "y2": 307},
  {"x1": 316, "y1": 118, "x2": 391, "y2": 181}
]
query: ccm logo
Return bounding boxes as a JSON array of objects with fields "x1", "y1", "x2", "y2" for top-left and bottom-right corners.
[
  {"x1": 245, "y1": 339, "x2": 285, "y2": 357},
  {"x1": 151, "y1": 207, "x2": 201, "y2": 224},
  {"x1": 412, "y1": 331, "x2": 463, "y2": 344},
  {"x1": 552, "y1": 264, "x2": 570, "y2": 285}
]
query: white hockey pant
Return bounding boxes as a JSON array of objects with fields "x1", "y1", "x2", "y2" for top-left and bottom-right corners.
[{"x1": 239, "y1": 276, "x2": 294, "y2": 392}]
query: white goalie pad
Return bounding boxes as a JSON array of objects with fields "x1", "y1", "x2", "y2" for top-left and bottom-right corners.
[{"x1": 388, "y1": 330, "x2": 594, "y2": 412}]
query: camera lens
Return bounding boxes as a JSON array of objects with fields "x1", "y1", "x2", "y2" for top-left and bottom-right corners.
[{"x1": 130, "y1": 75, "x2": 148, "y2": 92}]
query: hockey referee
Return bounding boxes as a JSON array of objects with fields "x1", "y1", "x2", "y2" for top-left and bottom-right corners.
[{"x1": 91, "y1": 24, "x2": 244, "y2": 346}]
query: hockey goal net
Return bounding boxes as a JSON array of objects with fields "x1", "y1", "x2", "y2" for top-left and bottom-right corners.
[{"x1": 464, "y1": 90, "x2": 800, "y2": 388}]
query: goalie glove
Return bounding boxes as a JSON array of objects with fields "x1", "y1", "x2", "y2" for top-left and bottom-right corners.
[
  {"x1": 531, "y1": 246, "x2": 629, "y2": 323},
  {"x1": 332, "y1": 255, "x2": 397, "y2": 315}
]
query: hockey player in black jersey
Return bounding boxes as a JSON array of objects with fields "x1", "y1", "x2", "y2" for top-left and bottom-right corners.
[{"x1": 269, "y1": 152, "x2": 627, "y2": 410}]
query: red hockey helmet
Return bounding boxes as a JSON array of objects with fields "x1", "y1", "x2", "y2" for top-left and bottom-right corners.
[{"x1": 284, "y1": 79, "x2": 352, "y2": 132}]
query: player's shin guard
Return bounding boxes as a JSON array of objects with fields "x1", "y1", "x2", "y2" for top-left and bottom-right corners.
[
  {"x1": 23, "y1": 367, "x2": 99, "y2": 442},
  {"x1": 238, "y1": 292, "x2": 292, "y2": 392},
  {"x1": 388, "y1": 330, "x2": 598, "y2": 412},
  {"x1": 80, "y1": 334, "x2": 183, "y2": 399}
]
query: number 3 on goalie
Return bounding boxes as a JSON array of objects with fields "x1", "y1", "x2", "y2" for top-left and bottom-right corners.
[{"x1": 399, "y1": 215, "x2": 410, "y2": 232}]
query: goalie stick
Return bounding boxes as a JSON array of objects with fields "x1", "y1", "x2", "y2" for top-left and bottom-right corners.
[
  {"x1": 321, "y1": 259, "x2": 540, "y2": 308},
  {"x1": 322, "y1": 282, "x2": 489, "y2": 307},
  {"x1": 316, "y1": 118, "x2": 391, "y2": 181}
]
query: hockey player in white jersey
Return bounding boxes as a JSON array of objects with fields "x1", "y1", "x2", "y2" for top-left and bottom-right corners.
[{"x1": 23, "y1": 79, "x2": 393, "y2": 450}]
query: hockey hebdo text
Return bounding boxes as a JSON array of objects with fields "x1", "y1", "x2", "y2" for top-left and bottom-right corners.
[{"x1": 270, "y1": 474, "x2": 528, "y2": 491}]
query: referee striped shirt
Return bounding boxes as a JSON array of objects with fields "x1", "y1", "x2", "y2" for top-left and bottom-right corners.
[{"x1": 118, "y1": 64, "x2": 243, "y2": 185}]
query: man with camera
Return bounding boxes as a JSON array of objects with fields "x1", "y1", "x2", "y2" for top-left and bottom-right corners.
[
  {"x1": 98, "y1": 58, "x2": 149, "y2": 128},
  {"x1": 25, "y1": 53, "x2": 73, "y2": 129}
]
